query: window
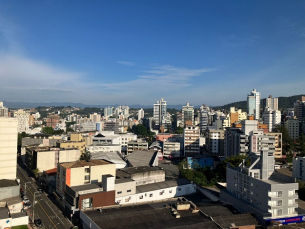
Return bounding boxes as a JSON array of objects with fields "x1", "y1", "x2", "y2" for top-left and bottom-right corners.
[
  {"x1": 82, "y1": 198, "x2": 92, "y2": 209},
  {"x1": 277, "y1": 200, "x2": 282, "y2": 206},
  {"x1": 288, "y1": 199, "x2": 295, "y2": 205},
  {"x1": 178, "y1": 188, "x2": 181, "y2": 191},
  {"x1": 85, "y1": 175, "x2": 90, "y2": 180},
  {"x1": 117, "y1": 191, "x2": 122, "y2": 194},
  {"x1": 169, "y1": 190, "x2": 172, "y2": 193},
  {"x1": 127, "y1": 189, "x2": 131, "y2": 193},
  {"x1": 254, "y1": 173, "x2": 259, "y2": 179},
  {"x1": 288, "y1": 207, "x2": 295, "y2": 214},
  {"x1": 288, "y1": 190, "x2": 295, "y2": 196},
  {"x1": 139, "y1": 195, "x2": 143, "y2": 199},
  {"x1": 85, "y1": 168, "x2": 90, "y2": 173},
  {"x1": 149, "y1": 193, "x2": 153, "y2": 197}
]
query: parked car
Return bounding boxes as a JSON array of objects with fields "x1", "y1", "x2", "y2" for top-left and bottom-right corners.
[
  {"x1": 23, "y1": 202, "x2": 31, "y2": 210},
  {"x1": 35, "y1": 219, "x2": 43, "y2": 227},
  {"x1": 38, "y1": 187, "x2": 43, "y2": 194},
  {"x1": 23, "y1": 196, "x2": 29, "y2": 202}
]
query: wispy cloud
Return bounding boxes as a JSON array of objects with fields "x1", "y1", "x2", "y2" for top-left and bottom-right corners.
[
  {"x1": 223, "y1": 34, "x2": 259, "y2": 47},
  {"x1": 99, "y1": 65, "x2": 215, "y2": 91},
  {"x1": 117, "y1": 61, "x2": 135, "y2": 66}
]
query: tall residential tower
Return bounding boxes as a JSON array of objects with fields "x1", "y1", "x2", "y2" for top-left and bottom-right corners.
[{"x1": 247, "y1": 89, "x2": 260, "y2": 120}]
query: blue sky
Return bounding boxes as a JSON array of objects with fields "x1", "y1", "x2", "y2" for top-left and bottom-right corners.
[{"x1": 0, "y1": 1, "x2": 305, "y2": 106}]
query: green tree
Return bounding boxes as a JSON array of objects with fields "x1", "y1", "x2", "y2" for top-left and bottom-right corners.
[
  {"x1": 80, "y1": 150, "x2": 92, "y2": 161},
  {"x1": 34, "y1": 168, "x2": 40, "y2": 178},
  {"x1": 274, "y1": 125, "x2": 294, "y2": 154},
  {"x1": 132, "y1": 124, "x2": 148, "y2": 137},
  {"x1": 175, "y1": 127, "x2": 184, "y2": 134},
  {"x1": 296, "y1": 134, "x2": 305, "y2": 156},
  {"x1": 41, "y1": 126, "x2": 54, "y2": 134}
]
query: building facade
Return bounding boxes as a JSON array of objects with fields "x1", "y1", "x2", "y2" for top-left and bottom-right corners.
[
  {"x1": 182, "y1": 102, "x2": 194, "y2": 126},
  {"x1": 247, "y1": 89, "x2": 260, "y2": 120},
  {"x1": 184, "y1": 125, "x2": 200, "y2": 156}
]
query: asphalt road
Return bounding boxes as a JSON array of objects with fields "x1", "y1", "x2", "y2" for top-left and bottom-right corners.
[{"x1": 17, "y1": 165, "x2": 73, "y2": 229}]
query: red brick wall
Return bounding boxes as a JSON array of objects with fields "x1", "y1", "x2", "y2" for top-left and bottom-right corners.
[{"x1": 78, "y1": 190, "x2": 115, "y2": 209}]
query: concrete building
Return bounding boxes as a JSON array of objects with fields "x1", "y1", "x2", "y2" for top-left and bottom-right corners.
[
  {"x1": 21, "y1": 134, "x2": 62, "y2": 147},
  {"x1": 0, "y1": 117, "x2": 18, "y2": 180},
  {"x1": 224, "y1": 127, "x2": 248, "y2": 158},
  {"x1": 292, "y1": 157, "x2": 305, "y2": 181},
  {"x1": 87, "y1": 144, "x2": 121, "y2": 154},
  {"x1": 46, "y1": 114, "x2": 60, "y2": 128},
  {"x1": 90, "y1": 152, "x2": 126, "y2": 169},
  {"x1": 92, "y1": 133, "x2": 120, "y2": 145},
  {"x1": 229, "y1": 107, "x2": 247, "y2": 127},
  {"x1": 262, "y1": 95, "x2": 279, "y2": 111},
  {"x1": 163, "y1": 141, "x2": 181, "y2": 158},
  {"x1": 0, "y1": 102, "x2": 8, "y2": 117},
  {"x1": 56, "y1": 140, "x2": 86, "y2": 153},
  {"x1": 263, "y1": 108, "x2": 281, "y2": 132},
  {"x1": 103, "y1": 121, "x2": 120, "y2": 133},
  {"x1": 267, "y1": 132, "x2": 282, "y2": 159},
  {"x1": 199, "y1": 105, "x2": 209, "y2": 133},
  {"x1": 25, "y1": 146, "x2": 81, "y2": 172},
  {"x1": 285, "y1": 119, "x2": 300, "y2": 140},
  {"x1": 153, "y1": 98, "x2": 169, "y2": 129},
  {"x1": 89, "y1": 113, "x2": 101, "y2": 122},
  {"x1": 125, "y1": 150, "x2": 158, "y2": 167},
  {"x1": 138, "y1": 108, "x2": 144, "y2": 121},
  {"x1": 56, "y1": 159, "x2": 116, "y2": 196},
  {"x1": 249, "y1": 130, "x2": 276, "y2": 156},
  {"x1": 127, "y1": 139, "x2": 148, "y2": 154},
  {"x1": 206, "y1": 128, "x2": 225, "y2": 155},
  {"x1": 13, "y1": 109, "x2": 29, "y2": 133},
  {"x1": 221, "y1": 151, "x2": 299, "y2": 226},
  {"x1": 294, "y1": 96, "x2": 305, "y2": 121},
  {"x1": 247, "y1": 89, "x2": 260, "y2": 120},
  {"x1": 79, "y1": 122, "x2": 97, "y2": 132},
  {"x1": 184, "y1": 125, "x2": 200, "y2": 156},
  {"x1": 182, "y1": 102, "x2": 194, "y2": 126}
]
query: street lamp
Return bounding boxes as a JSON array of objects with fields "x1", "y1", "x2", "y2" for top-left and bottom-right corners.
[
  {"x1": 24, "y1": 181, "x2": 31, "y2": 196},
  {"x1": 32, "y1": 191, "x2": 41, "y2": 222}
]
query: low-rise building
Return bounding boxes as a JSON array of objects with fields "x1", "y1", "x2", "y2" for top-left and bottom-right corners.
[{"x1": 127, "y1": 139, "x2": 148, "y2": 154}]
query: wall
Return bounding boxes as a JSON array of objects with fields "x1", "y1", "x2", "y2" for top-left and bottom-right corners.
[
  {"x1": 59, "y1": 149, "x2": 81, "y2": 164},
  {"x1": 0, "y1": 186, "x2": 19, "y2": 201},
  {"x1": 37, "y1": 151, "x2": 56, "y2": 171},
  {"x1": 80, "y1": 210, "x2": 100, "y2": 229},
  {"x1": 0, "y1": 216, "x2": 28, "y2": 228},
  {"x1": 115, "y1": 180, "x2": 136, "y2": 198},
  {"x1": 115, "y1": 183, "x2": 196, "y2": 205},
  {"x1": 78, "y1": 190, "x2": 115, "y2": 210},
  {"x1": 131, "y1": 170, "x2": 165, "y2": 186},
  {"x1": 90, "y1": 164, "x2": 116, "y2": 184},
  {"x1": 0, "y1": 118, "x2": 18, "y2": 180}
]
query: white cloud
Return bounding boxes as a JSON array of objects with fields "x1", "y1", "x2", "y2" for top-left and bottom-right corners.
[{"x1": 117, "y1": 61, "x2": 135, "y2": 66}]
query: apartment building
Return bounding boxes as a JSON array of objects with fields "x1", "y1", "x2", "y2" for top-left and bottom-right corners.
[
  {"x1": 247, "y1": 89, "x2": 260, "y2": 120},
  {"x1": 0, "y1": 102, "x2": 8, "y2": 117},
  {"x1": 206, "y1": 128, "x2": 225, "y2": 155},
  {"x1": 221, "y1": 151, "x2": 298, "y2": 226},
  {"x1": 199, "y1": 105, "x2": 209, "y2": 133},
  {"x1": 0, "y1": 117, "x2": 18, "y2": 180},
  {"x1": 263, "y1": 108, "x2": 281, "y2": 132},
  {"x1": 285, "y1": 119, "x2": 300, "y2": 140},
  {"x1": 183, "y1": 125, "x2": 200, "y2": 156},
  {"x1": 46, "y1": 114, "x2": 60, "y2": 128},
  {"x1": 13, "y1": 109, "x2": 30, "y2": 133},
  {"x1": 25, "y1": 146, "x2": 81, "y2": 172},
  {"x1": 262, "y1": 95, "x2": 279, "y2": 111},
  {"x1": 182, "y1": 102, "x2": 194, "y2": 126}
]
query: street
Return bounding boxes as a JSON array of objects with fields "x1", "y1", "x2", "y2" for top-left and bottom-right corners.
[{"x1": 17, "y1": 165, "x2": 74, "y2": 229}]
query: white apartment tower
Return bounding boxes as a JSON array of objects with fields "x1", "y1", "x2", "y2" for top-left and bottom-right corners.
[
  {"x1": 247, "y1": 89, "x2": 260, "y2": 120},
  {"x1": 263, "y1": 108, "x2": 281, "y2": 132},
  {"x1": 0, "y1": 102, "x2": 8, "y2": 117},
  {"x1": 262, "y1": 95, "x2": 278, "y2": 111},
  {"x1": 0, "y1": 117, "x2": 18, "y2": 179},
  {"x1": 138, "y1": 108, "x2": 144, "y2": 121},
  {"x1": 182, "y1": 102, "x2": 194, "y2": 126},
  {"x1": 153, "y1": 98, "x2": 168, "y2": 128},
  {"x1": 14, "y1": 109, "x2": 30, "y2": 133},
  {"x1": 90, "y1": 113, "x2": 101, "y2": 122}
]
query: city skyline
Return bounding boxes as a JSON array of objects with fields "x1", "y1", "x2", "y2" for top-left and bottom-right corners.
[{"x1": 0, "y1": 1, "x2": 305, "y2": 105}]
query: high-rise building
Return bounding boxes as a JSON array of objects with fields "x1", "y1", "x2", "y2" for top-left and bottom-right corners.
[
  {"x1": 247, "y1": 89, "x2": 260, "y2": 120},
  {"x1": 104, "y1": 107, "x2": 113, "y2": 118},
  {"x1": 262, "y1": 95, "x2": 278, "y2": 111},
  {"x1": 229, "y1": 107, "x2": 247, "y2": 127},
  {"x1": 0, "y1": 102, "x2": 8, "y2": 117},
  {"x1": 182, "y1": 102, "x2": 194, "y2": 126},
  {"x1": 294, "y1": 96, "x2": 305, "y2": 121},
  {"x1": 262, "y1": 108, "x2": 281, "y2": 132},
  {"x1": 153, "y1": 98, "x2": 168, "y2": 129},
  {"x1": 138, "y1": 108, "x2": 144, "y2": 121},
  {"x1": 46, "y1": 114, "x2": 60, "y2": 128},
  {"x1": 184, "y1": 125, "x2": 200, "y2": 156},
  {"x1": 199, "y1": 105, "x2": 209, "y2": 133},
  {"x1": 14, "y1": 109, "x2": 30, "y2": 133},
  {"x1": 90, "y1": 113, "x2": 101, "y2": 122},
  {"x1": 206, "y1": 128, "x2": 225, "y2": 155},
  {"x1": 0, "y1": 117, "x2": 18, "y2": 180},
  {"x1": 285, "y1": 119, "x2": 299, "y2": 140}
]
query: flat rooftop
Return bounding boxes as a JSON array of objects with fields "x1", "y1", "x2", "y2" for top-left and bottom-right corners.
[
  {"x1": 70, "y1": 183, "x2": 103, "y2": 193},
  {"x1": 116, "y1": 166, "x2": 163, "y2": 179},
  {"x1": 82, "y1": 199, "x2": 217, "y2": 229},
  {"x1": 0, "y1": 179, "x2": 18, "y2": 188},
  {"x1": 60, "y1": 159, "x2": 112, "y2": 169},
  {"x1": 136, "y1": 179, "x2": 191, "y2": 193}
]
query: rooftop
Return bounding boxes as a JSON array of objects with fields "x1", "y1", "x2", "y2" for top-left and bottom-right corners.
[
  {"x1": 70, "y1": 182, "x2": 103, "y2": 193},
  {"x1": 60, "y1": 159, "x2": 112, "y2": 169},
  {"x1": 116, "y1": 166, "x2": 163, "y2": 179},
  {"x1": 0, "y1": 179, "x2": 19, "y2": 188},
  {"x1": 136, "y1": 179, "x2": 191, "y2": 193},
  {"x1": 44, "y1": 168, "x2": 57, "y2": 175},
  {"x1": 126, "y1": 150, "x2": 157, "y2": 167},
  {"x1": 0, "y1": 207, "x2": 9, "y2": 220}
]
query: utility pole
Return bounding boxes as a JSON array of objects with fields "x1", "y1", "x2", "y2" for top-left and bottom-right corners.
[{"x1": 32, "y1": 191, "x2": 40, "y2": 222}]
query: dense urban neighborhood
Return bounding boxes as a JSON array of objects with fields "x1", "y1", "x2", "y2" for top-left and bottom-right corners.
[{"x1": 1, "y1": 91, "x2": 305, "y2": 228}]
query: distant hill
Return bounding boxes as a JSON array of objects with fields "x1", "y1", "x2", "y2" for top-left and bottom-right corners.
[
  {"x1": 2, "y1": 101, "x2": 185, "y2": 110},
  {"x1": 212, "y1": 94, "x2": 305, "y2": 111}
]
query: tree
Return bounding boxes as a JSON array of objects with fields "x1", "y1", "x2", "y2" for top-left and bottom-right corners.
[
  {"x1": 132, "y1": 124, "x2": 148, "y2": 137},
  {"x1": 274, "y1": 125, "x2": 294, "y2": 154},
  {"x1": 296, "y1": 134, "x2": 305, "y2": 156},
  {"x1": 41, "y1": 126, "x2": 54, "y2": 134},
  {"x1": 80, "y1": 150, "x2": 92, "y2": 161},
  {"x1": 175, "y1": 127, "x2": 184, "y2": 134},
  {"x1": 34, "y1": 168, "x2": 40, "y2": 178}
]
